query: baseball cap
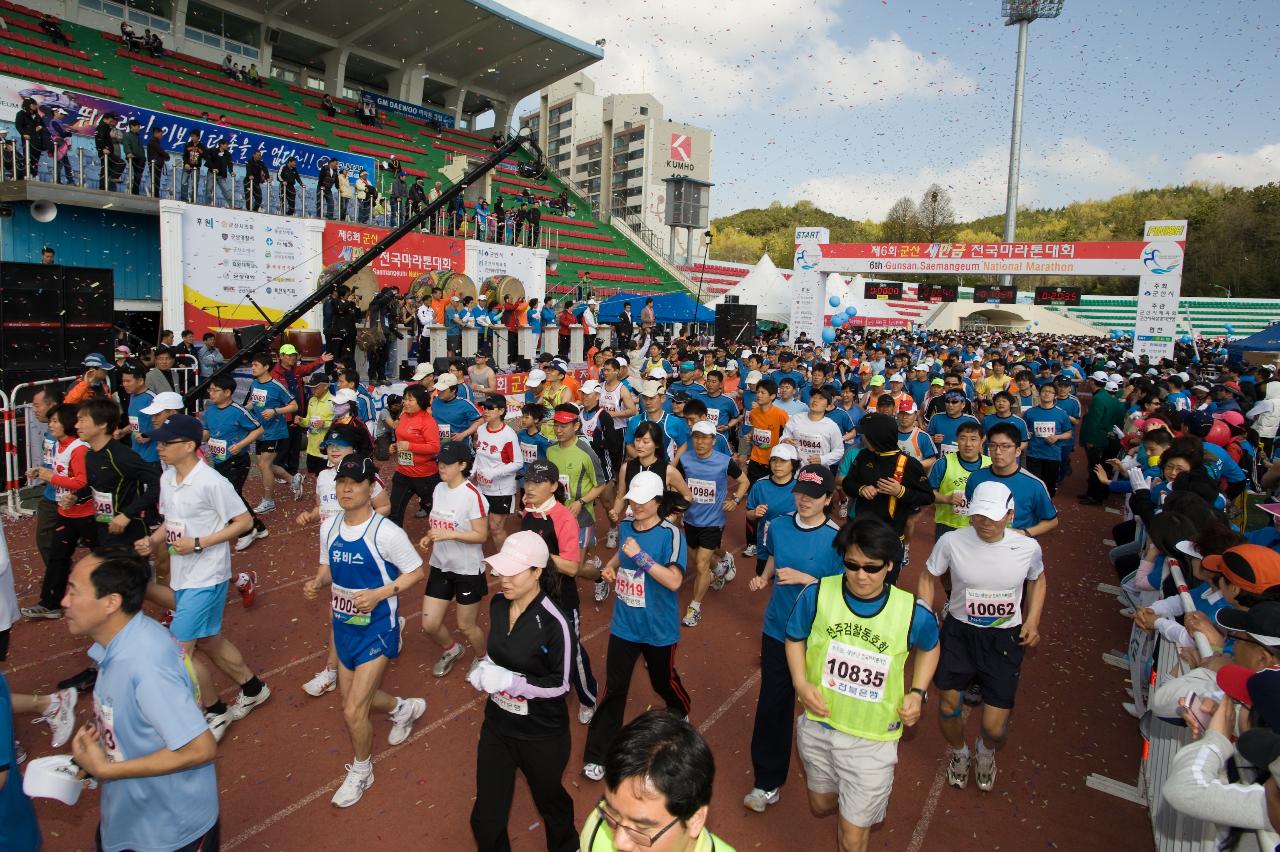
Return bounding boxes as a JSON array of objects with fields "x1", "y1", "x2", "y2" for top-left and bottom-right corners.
[
  {"x1": 793, "y1": 464, "x2": 836, "y2": 498},
  {"x1": 913, "y1": 363, "x2": 928, "y2": 371},
  {"x1": 524, "y1": 459, "x2": 559, "y2": 483},
  {"x1": 82, "y1": 352, "x2": 110, "y2": 369},
  {"x1": 1105, "y1": 381, "x2": 1120, "y2": 393},
  {"x1": 639, "y1": 380, "x2": 664, "y2": 398},
  {"x1": 552, "y1": 404, "x2": 580, "y2": 424},
  {"x1": 1217, "y1": 666, "x2": 1280, "y2": 726},
  {"x1": 1258, "y1": 503, "x2": 1280, "y2": 518},
  {"x1": 433, "y1": 373, "x2": 459, "y2": 391},
  {"x1": 930, "y1": 377, "x2": 945, "y2": 387},
  {"x1": 580, "y1": 379, "x2": 602, "y2": 395},
  {"x1": 1192, "y1": 383, "x2": 1210, "y2": 394},
  {"x1": 278, "y1": 343, "x2": 298, "y2": 356},
  {"x1": 413, "y1": 362, "x2": 435, "y2": 380},
  {"x1": 889, "y1": 373, "x2": 905, "y2": 384},
  {"x1": 1215, "y1": 600, "x2": 1280, "y2": 646},
  {"x1": 679, "y1": 361, "x2": 696, "y2": 372},
  {"x1": 334, "y1": 455, "x2": 377, "y2": 482},
  {"x1": 331, "y1": 388, "x2": 358, "y2": 404},
  {"x1": 967, "y1": 481, "x2": 1014, "y2": 522},
  {"x1": 484, "y1": 530, "x2": 550, "y2": 576},
  {"x1": 140, "y1": 391, "x2": 184, "y2": 415},
  {"x1": 769, "y1": 443, "x2": 800, "y2": 462},
  {"x1": 690, "y1": 420, "x2": 716, "y2": 436},
  {"x1": 869, "y1": 375, "x2": 885, "y2": 387},
  {"x1": 745, "y1": 370, "x2": 762, "y2": 386},
  {"x1": 525, "y1": 368, "x2": 546, "y2": 388},
  {"x1": 1203, "y1": 544, "x2": 1280, "y2": 594},
  {"x1": 437, "y1": 442, "x2": 473, "y2": 466},
  {"x1": 115, "y1": 345, "x2": 132, "y2": 355},
  {"x1": 648, "y1": 366, "x2": 669, "y2": 379},
  {"x1": 1216, "y1": 411, "x2": 1245, "y2": 428},
  {"x1": 546, "y1": 359, "x2": 568, "y2": 375},
  {"x1": 671, "y1": 391, "x2": 692, "y2": 404},
  {"x1": 623, "y1": 470, "x2": 665, "y2": 504},
  {"x1": 320, "y1": 422, "x2": 367, "y2": 449},
  {"x1": 150, "y1": 413, "x2": 202, "y2": 444},
  {"x1": 897, "y1": 397, "x2": 917, "y2": 415},
  {"x1": 307, "y1": 371, "x2": 329, "y2": 387},
  {"x1": 1236, "y1": 728, "x2": 1280, "y2": 777},
  {"x1": 1091, "y1": 370, "x2": 1109, "y2": 382},
  {"x1": 479, "y1": 392, "x2": 506, "y2": 410}
]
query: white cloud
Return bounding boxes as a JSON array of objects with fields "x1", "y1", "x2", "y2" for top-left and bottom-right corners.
[
  {"x1": 1184, "y1": 144, "x2": 1280, "y2": 188},
  {"x1": 785, "y1": 137, "x2": 1144, "y2": 221}
]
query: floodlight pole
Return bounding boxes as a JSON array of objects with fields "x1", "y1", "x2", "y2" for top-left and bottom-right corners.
[{"x1": 1000, "y1": 17, "x2": 1030, "y2": 290}]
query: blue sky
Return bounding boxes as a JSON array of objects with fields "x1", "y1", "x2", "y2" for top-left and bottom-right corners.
[{"x1": 504, "y1": 0, "x2": 1279, "y2": 220}]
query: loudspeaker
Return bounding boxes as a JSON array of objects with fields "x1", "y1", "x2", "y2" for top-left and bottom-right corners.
[
  {"x1": 714, "y1": 302, "x2": 756, "y2": 347},
  {"x1": 234, "y1": 324, "x2": 270, "y2": 353},
  {"x1": 1, "y1": 263, "x2": 65, "y2": 371},
  {"x1": 267, "y1": 27, "x2": 282, "y2": 45}
]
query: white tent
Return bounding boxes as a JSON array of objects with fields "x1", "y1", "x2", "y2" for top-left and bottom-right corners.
[{"x1": 709, "y1": 253, "x2": 790, "y2": 323}]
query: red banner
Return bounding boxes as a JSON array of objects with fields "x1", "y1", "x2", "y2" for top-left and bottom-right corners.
[{"x1": 321, "y1": 223, "x2": 465, "y2": 293}]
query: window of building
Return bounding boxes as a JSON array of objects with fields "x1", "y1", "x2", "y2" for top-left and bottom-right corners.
[
  {"x1": 187, "y1": 1, "x2": 260, "y2": 46},
  {"x1": 270, "y1": 65, "x2": 298, "y2": 83},
  {"x1": 81, "y1": 0, "x2": 173, "y2": 33},
  {"x1": 639, "y1": 106, "x2": 648, "y2": 116}
]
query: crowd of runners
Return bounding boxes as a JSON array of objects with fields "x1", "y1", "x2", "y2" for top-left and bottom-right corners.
[{"x1": 2, "y1": 321, "x2": 1278, "y2": 851}]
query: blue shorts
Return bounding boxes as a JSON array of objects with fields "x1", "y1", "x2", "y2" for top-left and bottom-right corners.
[
  {"x1": 334, "y1": 618, "x2": 401, "y2": 671},
  {"x1": 170, "y1": 581, "x2": 230, "y2": 642}
]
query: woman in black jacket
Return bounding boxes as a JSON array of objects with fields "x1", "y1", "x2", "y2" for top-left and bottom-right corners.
[{"x1": 469, "y1": 531, "x2": 577, "y2": 852}]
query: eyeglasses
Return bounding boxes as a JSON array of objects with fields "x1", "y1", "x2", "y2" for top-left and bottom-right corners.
[
  {"x1": 987, "y1": 442, "x2": 1019, "y2": 451},
  {"x1": 843, "y1": 559, "x2": 889, "y2": 574},
  {"x1": 596, "y1": 801, "x2": 680, "y2": 847}
]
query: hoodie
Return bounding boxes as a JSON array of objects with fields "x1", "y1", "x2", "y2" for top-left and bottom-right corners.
[{"x1": 841, "y1": 413, "x2": 933, "y2": 535}]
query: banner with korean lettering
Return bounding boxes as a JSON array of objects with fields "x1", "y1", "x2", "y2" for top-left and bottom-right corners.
[
  {"x1": 360, "y1": 89, "x2": 455, "y2": 128},
  {"x1": 1133, "y1": 220, "x2": 1188, "y2": 362},
  {"x1": 817, "y1": 241, "x2": 1149, "y2": 276},
  {"x1": 322, "y1": 223, "x2": 465, "y2": 292},
  {"x1": 0, "y1": 71, "x2": 373, "y2": 178}
]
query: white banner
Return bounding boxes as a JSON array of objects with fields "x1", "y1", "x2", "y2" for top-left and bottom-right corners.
[
  {"x1": 465, "y1": 240, "x2": 547, "y2": 307},
  {"x1": 1133, "y1": 219, "x2": 1188, "y2": 362},
  {"x1": 790, "y1": 227, "x2": 828, "y2": 343}
]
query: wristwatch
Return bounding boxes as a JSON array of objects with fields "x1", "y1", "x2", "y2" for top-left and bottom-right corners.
[
  {"x1": 193, "y1": 537, "x2": 204, "y2": 554},
  {"x1": 908, "y1": 687, "x2": 928, "y2": 703}
]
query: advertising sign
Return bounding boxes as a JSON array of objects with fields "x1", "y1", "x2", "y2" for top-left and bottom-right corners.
[
  {"x1": 818, "y1": 241, "x2": 1149, "y2": 277},
  {"x1": 1133, "y1": 220, "x2": 1189, "y2": 361},
  {"x1": 360, "y1": 89, "x2": 455, "y2": 128},
  {"x1": 322, "y1": 223, "x2": 465, "y2": 293}
]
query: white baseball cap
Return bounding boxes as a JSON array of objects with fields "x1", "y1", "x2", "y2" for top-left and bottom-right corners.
[
  {"x1": 22, "y1": 754, "x2": 84, "y2": 805},
  {"x1": 580, "y1": 379, "x2": 602, "y2": 395},
  {"x1": 483, "y1": 530, "x2": 550, "y2": 577},
  {"x1": 433, "y1": 373, "x2": 459, "y2": 391},
  {"x1": 140, "y1": 391, "x2": 183, "y2": 415},
  {"x1": 639, "y1": 379, "x2": 664, "y2": 398},
  {"x1": 745, "y1": 370, "x2": 763, "y2": 386},
  {"x1": 1105, "y1": 380, "x2": 1121, "y2": 392},
  {"x1": 525, "y1": 369, "x2": 546, "y2": 388},
  {"x1": 1090, "y1": 371, "x2": 1109, "y2": 382},
  {"x1": 648, "y1": 366, "x2": 669, "y2": 379},
  {"x1": 770, "y1": 443, "x2": 800, "y2": 461},
  {"x1": 968, "y1": 481, "x2": 1014, "y2": 522},
  {"x1": 331, "y1": 388, "x2": 358, "y2": 404},
  {"x1": 624, "y1": 470, "x2": 665, "y2": 504},
  {"x1": 690, "y1": 420, "x2": 716, "y2": 436}
]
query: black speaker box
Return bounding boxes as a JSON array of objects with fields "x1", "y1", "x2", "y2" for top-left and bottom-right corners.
[
  {"x1": 234, "y1": 324, "x2": 271, "y2": 352},
  {"x1": 714, "y1": 302, "x2": 757, "y2": 347}
]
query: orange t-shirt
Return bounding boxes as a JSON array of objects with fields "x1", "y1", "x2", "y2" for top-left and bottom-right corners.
[{"x1": 747, "y1": 404, "x2": 790, "y2": 465}]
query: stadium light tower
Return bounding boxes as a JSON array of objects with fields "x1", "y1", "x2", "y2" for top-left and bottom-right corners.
[{"x1": 999, "y1": 0, "x2": 1063, "y2": 288}]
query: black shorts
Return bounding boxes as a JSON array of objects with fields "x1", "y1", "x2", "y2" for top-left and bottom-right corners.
[
  {"x1": 485, "y1": 494, "x2": 514, "y2": 515},
  {"x1": 683, "y1": 522, "x2": 724, "y2": 551},
  {"x1": 0, "y1": 627, "x2": 9, "y2": 662},
  {"x1": 306, "y1": 453, "x2": 328, "y2": 475},
  {"x1": 933, "y1": 615, "x2": 1025, "y2": 709},
  {"x1": 425, "y1": 566, "x2": 487, "y2": 604},
  {"x1": 255, "y1": 438, "x2": 287, "y2": 455}
]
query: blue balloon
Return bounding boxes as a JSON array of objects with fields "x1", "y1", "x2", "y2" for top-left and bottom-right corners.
[
  {"x1": 1180, "y1": 334, "x2": 1193, "y2": 344},
  {"x1": 847, "y1": 306, "x2": 858, "y2": 318},
  {"x1": 829, "y1": 296, "x2": 841, "y2": 307},
  {"x1": 1224, "y1": 324, "x2": 1235, "y2": 334},
  {"x1": 1110, "y1": 329, "x2": 1122, "y2": 339},
  {"x1": 821, "y1": 327, "x2": 836, "y2": 343}
]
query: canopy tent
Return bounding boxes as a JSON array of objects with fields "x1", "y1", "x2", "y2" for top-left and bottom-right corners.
[
  {"x1": 1228, "y1": 323, "x2": 1280, "y2": 361},
  {"x1": 708, "y1": 254, "x2": 790, "y2": 324},
  {"x1": 597, "y1": 291, "x2": 714, "y2": 324}
]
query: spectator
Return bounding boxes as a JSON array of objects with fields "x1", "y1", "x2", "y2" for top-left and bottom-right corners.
[
  {"x1": 317, "y1": 160, "x2": 338, "y2": 218},
  {"x1": 198, "y1": 333, "x2": 224, "y2": 378},
  {"x1": 13, "y1": 98, "x2": 44, "y2": 169},
  {"x1": 178, "y1": 131, "x2": 203, "y2": 203},
  {"x1": 40, "y1": 13, "x2": 71, "y2": 47},
  {"x1": 95, "y1": 113, "x2": 125, "y2": 191},
  {"x1": 277, "y1": 156, "x2": 303, "y2": 215},
  {"x1": 204, "y1": 138, "x2": 233, "y2": 207},
  {"x1": 146, "y1": 29, "x2": 164, "y2": 56},
  {"x1": 247, "y1": 64, "x2": 261, "y2": 86},
  {"x1": 407, "y1": 176, "x2": 427, "y2": 219},
  {"x1": 41, "y1": 105, "x2": 75, "y2": 185},
  {"x1": 390, "y1": 171, "x2": 407, "y2": 227},
  {"x1": 122, "y1": 118, "x2": 146, "y2": 195},
  {"x1": 1, "y1": 134, "x2": 28, "y2": 179},
  {"x1": 121, "y1": 21, "x2": 143, "y2": 52},
  {"x1": 336, "y1": 167, "x2": 354, "y2": 220},
  {"x1": 320, "y1": 94, "x2": 337, "y2": 118},
  {"x1": 146, "y1": 126, "x2": 169, "y2": 197},
  {"x1": 355, "y1": 169, "x2": 373, "y2": 224},
  {"x1": 243, "y1": 149, "x2": 270, "y2": 212},
  {"x1": 221, "y1": 54, "x2": 235, "y2": 77}
]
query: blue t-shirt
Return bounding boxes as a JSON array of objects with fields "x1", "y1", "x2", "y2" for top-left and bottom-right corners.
[
  {"x1": 610, "y1": 518, "x2": 686, "y2": 647},
  {"x1": 761, "y1": 514, "x2": 843, "y2": 642},
  {"x1": 927, "y1": 453, "x2": 988, "y2": 489},
  {"x1": 906, "y1": 380, "x2": 931, "y2": 406},
  {"x1": 246, "y1": 377, "x2": 293, "y2": 440},
  {"x1": 89, "y1": 614, "x2": 217, "y2": 852},
  {"x1": 431, "y1": 396, "x2": 481, "y2": 447},
  {"x1": 785, "y1": 583, "x2": 940, "y2": 650},
  {"x1": 0, "y1": 672, "x2": 41, "y2": 852},
  {"x1": 1022, "y1": 404, "x2": 1073, "y2": 461},
  {"x1": 624, "y1": 412, "x2": 689, "y2": 460},
  {"x1": 127, "y1": 390, "x2": 159, "y2": 464},
  {"x1": 201, "y1": 401, "x2": 262, "y2": 465},
  {"x1": 527, "y1": 308, "x2": 543, "y2": 335},
  {"x1": 445, "y1": 306, "x2": 463, "y2": 333},
  {"x1": 926, "y1": 413, "x2": 980, "y2": 451},
  {"x1": 701, "y1": 393, "x2": 740, "y2": 431},
  {"x1": 1203, "y1": 442, "x2": 1247, "y2": 484},
  {"x1": 981, "y1": 414, "x2": 1029, "y2": 444},
  {"x1": 517, "y1": 429, "x2": 553, "y2": 466},
  {"x1": 739, "y1": 386, "x2": 757, "y2": 435},
  {"x1": 747, "y1": 475, "x2": 797, "y2": 556},
  {"x1": 965, "y1": 466, "x2": 1058, "y2": 530},
  {"x1": 1054, "y1": 396, "x2": 1082, "y2": 448}
]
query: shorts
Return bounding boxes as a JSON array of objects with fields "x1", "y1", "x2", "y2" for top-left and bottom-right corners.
[
  {"x1": 306, "y1": 453, "x2": 328, "y2": 475},
  {"x1": 255, "y1": 438, "x2": 287, "y2": 455},
  {"x1": 0, "y1": 627, "x2": 9, "y2": 661},
  {"x1": 933, "y1": 522, "x2": 961, "y2": 542},
  {"x1": 486, "y1": 494, "x2": 514, "y2": 515},
  {"x1": 683, "y1": 522, "x2": 724, "y2": 551},
  {"x1": 170, "y1": 581, "x2": 230, "y2": 642},
  {"x1": 334, "y1": 617, "x2": 401, "y2": 671},
  {"x1": 933, "y1": 615, "x2": 1025, "y2": 709},
  {"x1": 425, "y1": 566, "x2": 487, "y2": 604},
  {"x1": 795, "y1": 714, "x2": 898, "y2": 827}
]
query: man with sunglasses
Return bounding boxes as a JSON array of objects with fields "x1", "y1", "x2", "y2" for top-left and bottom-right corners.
[
  {"x1": 965, "y1": 422, "x2": 1058, "y2": 540},
  {"x1": 580, "y1": 710, "x2": 735, "y2": 851},
  {"x1": 784, "y1": 517, "x2": 939, "y2": 852}
]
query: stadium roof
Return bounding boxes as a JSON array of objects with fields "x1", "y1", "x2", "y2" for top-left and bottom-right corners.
[{"x1": 224, "y1": 0, "x2": 602, "y2": 112}]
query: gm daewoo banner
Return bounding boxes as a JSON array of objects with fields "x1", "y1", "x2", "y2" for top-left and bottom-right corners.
[{"x1": 360, "y1": 89, "x2": 455, "y2": 128}]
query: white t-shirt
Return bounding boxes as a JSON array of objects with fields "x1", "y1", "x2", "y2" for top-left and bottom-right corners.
[
  {"x1": 926, "y1": 526, "x2": 1044, "y2": 629},
  {"x1": 427, "y1": 480, "x2": 488, "y2": 574},
  {"x1": 471, "y1": 424, "x2": 522, "y2": 497},
  {"x1": 781, "y1": 413, "x2": 845, "y2": 467},
  {"x1": 158, "y1": 460, "x2": 249, "y2": 590},
  {"x1": 416, "y1": 304, "x2": 436, "y2": 328},
  {"x1": 319, "y1": 512, "x2": 422, "y2": 576},
  {"x1": 315, "y1": 468, "x2": 385, "y2": 527}
]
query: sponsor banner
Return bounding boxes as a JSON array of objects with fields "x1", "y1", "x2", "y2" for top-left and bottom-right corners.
[
  {"x1": 818, "y1": 241, "x2": 1149, "y2": 276},
  {"x1": 180, "y1": 207, "x2": 314, "y2": 336},
  {"x1": 790, "y1": 227, "x2": 828, "y2": 344},
  {"x1": 0, "y1": 71, "x2": 373, "y2": 179},
  {"x1": 322, "y1": 223, "x2": 465, "y2": 292},
  {"x1": 361, "y1": 90, "x2": 455, "y2": 128},
  {"x1": 847, "y1": 316, "x2": 909, "y2": 328},
  {"x1": 1134, "y1": 219, "x2": 1188, "y2": 361},
  {"x1": 467, "y1": 240, "x2": 547, "y2": 307}
]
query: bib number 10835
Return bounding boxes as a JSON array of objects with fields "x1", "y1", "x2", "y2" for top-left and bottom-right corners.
[{"x1": 822, "y1": 641, "x2": 890, "y2": 703}]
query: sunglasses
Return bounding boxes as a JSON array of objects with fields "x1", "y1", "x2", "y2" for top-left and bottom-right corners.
[{"x1": 843, "y1": 559, "x2": 889, "y2": 574}]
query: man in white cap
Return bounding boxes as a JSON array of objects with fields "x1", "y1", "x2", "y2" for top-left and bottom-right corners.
[
  {"x1": 918, "y1": 480, "x2": 1046, "y2": 793},
  {"x1": 679, "y1": 420, "x2": 747, "y2": 627},
  {"x1": 583, "y1": 298, "x2": 599, "y2": 345}
]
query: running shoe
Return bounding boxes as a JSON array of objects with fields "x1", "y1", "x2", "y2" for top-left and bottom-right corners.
[
  {"x1": 743, "y1": 787, "x2": 780, "y2": 813},
  {"x1": 975, "y1": 751, "x2": 997, "y2": 792},
  {"x1": 252, "y1": 498, "x2": 276, "y2": 514},
  {"x1": 15, "y1": 739, "x2": 26, "y2": 765},
  {"x1": 606, "y1": 527, "x2": 618, "y2": 548},
  {"x1": 901, "y1": 541, "x2": 910, "y2": 567},
  {"x1": 160, "y1": 609, "x2": 175, "y2": 627},
  {"x1": 331, "y1": 764, "x2": 374, "y2": 808},
  {"x1": 593, "y1": 580, "x2": 610, "y2": 603},
  {"x1": 21, "y1": 604, "x2": 63, "y2": 620},
  {"x1": 291, "y1": 472, "x2": 305, "y2": 501},
  {"x1": 583, "y1": 763, "x2": 605, "y2": 781},
  {"x1": 57, "y1": 666, "x2": 97, "y2": 692},
  {"x1": 947, "y1": 750, "x2": 971, "y2": 788},
  {"x1": 722, "y1": 559, "x2": 737, "y2": 585},
  {"x1": 227, "y1": 684, "x2": 271, "y2": 720},
  {"x1": 432, "y1": 643, "x2": 465, "y2": 677},
  {"x1": 303, "y1": 668, "x2": 337, "y2": 697},
  {"x1": 742, "y1": 544, "x2": 757, "y2": 558},
  {"x1": 682, "y1": 606, "x2": 702, "y2": 628},
  {"x1": 388, "y1": 697, "x2": 426, "y2": 746},
  {"x1": 234, "y1": 527, "x2": 268, "y2": 552},
  {"x1": 205, "y1": 708, "x2": 233, "y2": 742},
  {"x1": 43, "y1": 688, "x2": 78, "y2": 748},
  {"x1": 577, "y1": 705, "x2": 596, "y2": 726},
  {"x1": 236, "y1": 571, "x2": 258, "y2": 608},
  {"x1": 963, "y1": 683, "x2": 983, "y2": 706}
]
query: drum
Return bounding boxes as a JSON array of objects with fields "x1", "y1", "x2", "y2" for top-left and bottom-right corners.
[
  {"x1": 408, "y1": 269, "x2": 475, "y2": 305},
  {"x1": 286, "y1": 328, "x2": 324, "y2": 359}
]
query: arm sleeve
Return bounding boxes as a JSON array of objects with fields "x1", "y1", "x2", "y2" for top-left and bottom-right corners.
[
  {"x1": 785, "y1": 582, "x2": 821, "y2": 642},
  {"x1": 908, "y1": 602, "x2": 941, "y2": 650},
  {"x1": 821, "y1": 422, "x2": 844, "y2": 467},
  {"x1": 552, "y1": 506, "x2": 581, "y2": 562},
  {"x1": 507, "y1": 599, "x2": 572, "y2": 700},
  {"x1": 928, "y1": 459, "x2": 947, "y2": 489},
  {"x1": 50, "y1": 445, "x2": 90, "y2": 492},
  {"x1": 409, "y1": 420, "x2": 442, "y2": 456},
  {"x1": 135, "y1": 665, "x2": 212, "y2": 752},
  {"x1": 902, "y1": 460, "x2": 936, "y2": 510},
  {"x1": 1162, "y1": 731, "x2": 1270, "y2": 830},
  {"x1": 119, "y1": 449, "x2": 161, "y2": 517},
  {"x1": 378, "y1": 523, "x2": 424, "y2": 575},
  {"x1": 209, "y1": 470, "x2": 249, "y2": 522}
]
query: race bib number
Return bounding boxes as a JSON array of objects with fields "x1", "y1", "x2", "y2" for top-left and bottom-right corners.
[
  {"x1": 250, "y1": 388, "x2": 268, "y2": 408},
  {"x1": 616, "y1": 568, "x2": 646, "y2": 608},
  {"x1": 521, "y1": 442, "x2": 538, "y2": 464},
  {"x1": 490, "y1": 691, "x2": 529, "y2": 715},
  {"x1": 822, "y1": 640, "x2": 890, "y2": 703},
  {"x1": 42, "y1": 438, "x2": 55, "y2": 466},
  {"x1": 319, "y1": 490, "x2": 340, "y2": 520},
  {"x1": 330, "y1": 583, "x2": 370, "y2": 627},
  {"x1": 706, "y1": 408, "x2": 720, "y2": 426},
  {"x1": 965, "y1": 588, "x2": 1018, "y2": 627},
  {"x1": 128, "y1": 415, "x2": 140, "y2": 433},
  {"x1": 93, "y1": 696, "x2": 126, "y2": 762},
  {"x1": 397, "y1": 448, "x2": 414, "y2": 466},
  {"x1": 164, "y1": 519, "x2": 185, "y2": 551},
  {"x1": 429, "y1": 508, "x2": 457, "y2": 532},
  {"x1": 689, "y1": 478, "x2": 716, "y2": 504},
  {"x1": 751, "y1": 427, "x2": 772, "y2": 449},
  {"x1": 207, "y1": 438, "x2": 228, "y2": 462},
  {"x1": 558, "y1": 474, "x2": 570, "y2": 493},
  {"x1": 1033, "y1": 420, "x2": 1055, "y2": 438},
  {"x1": 309, "y1": 416, "x2": 324, "y2": 431},
  {"x1": 473, "y1": 471, "x2": 492, "y2": 487},
  {"x1": 796, "y1": 436, "x2": 822, "y2": 459},
  {"x1": 92, "y1": 488, "x2": 114, "y2": 523},
  {"x1": 940, "y1": 442, "x2": 958, "y2": 455},
  {"x1": 439, "y1": 424, "x2": 453, "y2": 443}
]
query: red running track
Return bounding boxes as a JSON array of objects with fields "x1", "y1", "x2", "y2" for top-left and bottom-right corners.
[{"x1": 4, "y1": 460, "x2": 1154, "y2": 850}]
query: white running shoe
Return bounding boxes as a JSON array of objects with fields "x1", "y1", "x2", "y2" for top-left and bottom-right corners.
[
  {"x1": 43, "y1": 688, "x2": 78, "y2": 748},
  {"x1": 253, "y1": 498, "x2": 276, "y2": 514},
  {"x1": 228, "y1": 684, "x2": 271, "y2": 720},
  {"x1": 975, "y1": 751, "x2": 997, "y2": 792},
  {"x1": 577, "y1": 705, "x2": 595, "y2": 725},
  {"x1": 583, "y1": 763, "x2": 605, "y2": 781},
  {"x1": 14, "y1": 738, "x2": 26, "y2": 765},
  {"x1": 291, "y1": 472, "x2": 305, "y2": 500},
  {"x1": 743, "y1": 787, "x2": 780, "y2": 813},
  {"x1": 303, "y1": 668, "x2": 337, "y2": 697},
  {"x1": 742, "y1": 544, "x2": 757, "y2": 558},
  {"x1": 682, "y1": 605, "x2": 702, "y2": 628},
  {"x1": 947, "y1": 750, "x2": 970, "y2": 788},
  {"x1": 606, "y1": 527, "x2": 618, "y2": 548},
  {"x1": 388, "y1": 697, "x2": 426, "y2": 746},
  {"x1": 331, "y1": 764, "x2": 374, "y2": 808},
  {"x1": 593, "y1": 580, "x2": 610, "y2": 603},
  {"x1": 205, "y1": 708, "x2": 233, "y2": 742},
  {"x1": 235, "y1": 527, "x2": 268, "y2": 552},
  {"x1": 432, "y1": 644, "x2": 465, "y2": 677}
]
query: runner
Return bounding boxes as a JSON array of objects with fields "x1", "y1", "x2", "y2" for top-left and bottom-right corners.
[
  {"x1": 419, "y1": 442, "x2": 489, "y2": 678},
  {"x1": 1021, "y1": 382, "x2": 1073, "y2": 496},
  {"x1": 625, "y1": 379, "x2": 689, "y2": 462},
  {"x1": 75, "y1": 398, "x2": 160, "y2": 550},
  {"x1": 598, "y1": 358, "x2": 638, "y2": 550},
  {"x1": 432, "y1": 372, "x2": 483, "y2": 448},
  {"x1": 388, "y1": 385, "x2": 442, "y2": 527},
  {"x1": 468, "y1": 531, "x2": 578, "y2": 851},
  {"x1": 518, "y1": 402, "x2": 554, "y2": 465},
  {"x1": 744, "y1": 379, "x2": 791, "y2": 559},
  {"x1": 785, "y1": 517, "x2": 940, "y2": 852},
  {"x1": 201, "y1": 374, "x2": 268, "y2": 553},
  {"x1": 744, "y1": 444, "x2": 800, "y2": 576},
  {"x1": 981, "y1": 391, "x2": 1029, "y2": 450},
  {"x1": 928, "y1": 421, "x2": 991, "y2": 540},
  {"x1": 303, "y1": 456, "x2": 426, "y2": 807},
  {"x1": 743, "y1": 464, "x2": 842, "y2": 813},
  {"x1": 926, "y1": 390, "x2": 980, "y2": 456},
  {"x1": 966, "y1": 422, "x2": 1059, "y2": 539},
  {"x1": 781, "y1": 387, "x2": 845, "y2": 469},
  {"x1": 918, "y1": 481, "x2": 1046, "y2": 792},
  {"x1": 246, "y1": 353, "x2": 298, "y2": 514},
  {"x1": 546, "y1": 404, "x2": 609, "y2": 602},
  {"x1": 302, "y1": 371, "x2": 336, "y2": 478},
  {"x1": 118, "y1": 364, "x2": 160, "y2": 467},
  {"x1": 472, "y1": 393, "x2": 523, "y2": 552},
  {"x1": 134, "y1": 414, "x2": 271, "y2": 741},
  {"x1": 679, "y1": 421, "x2": 747, "y2": 627}
]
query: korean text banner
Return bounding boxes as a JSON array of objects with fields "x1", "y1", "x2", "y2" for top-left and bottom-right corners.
[
  {"x1": 360, "y1": 89, "x2": 455, "y2": 128},
  {"x1": 0, "y1": 71, "x2": 374, "y2": 179},
  {"x1": 322, "y1": 223, "x2": 465, "y2": 292},
  {"x1": 818, "y1": 242, "x2": 1150, "y2": 276}
]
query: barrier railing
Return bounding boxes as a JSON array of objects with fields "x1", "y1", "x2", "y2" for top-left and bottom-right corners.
[{"x1": 2, "y1": 373, "x2": 83, "y2": 518}]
